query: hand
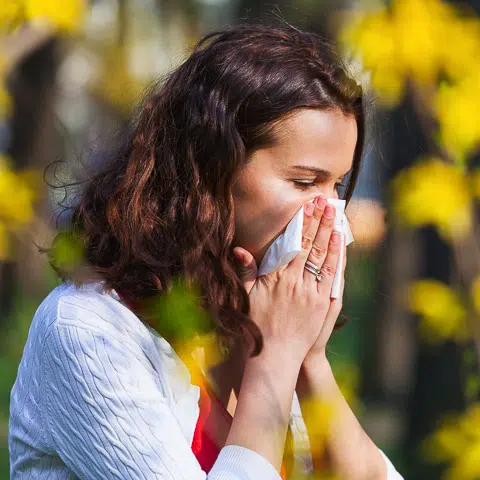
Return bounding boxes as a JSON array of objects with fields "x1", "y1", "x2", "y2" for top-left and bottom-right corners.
[
  {"x1": 302, "y1": 210, "x2": 348, "y2": 362},
  {"x1": 232, "y1": 196, "x2": 342, "y2": 364}
]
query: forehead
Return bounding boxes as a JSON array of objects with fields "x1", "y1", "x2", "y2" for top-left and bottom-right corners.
[{"x1": 269, "y1": 108, "x2": 357, "y2": 176}]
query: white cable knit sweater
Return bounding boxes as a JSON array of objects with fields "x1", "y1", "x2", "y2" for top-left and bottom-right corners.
[{"x1": 9, "y1": 281, "x2": 404, "y2": 479}]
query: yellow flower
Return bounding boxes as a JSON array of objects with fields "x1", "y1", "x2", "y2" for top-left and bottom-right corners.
[
  {"x1": 0, "y1": 0, "x2": 23, "y2": 32},
  {"x1": 422, "y1": 403, "x2": 480, "y2": 480},
  {"x1": 24, "y1": 0, "x2": 85, "y2": 33},
  {"x1": 391, "y1": 157, "x2": 473, "y2": 239},
  {"x1": 393, "y1": 0, "x2": 455, "y2": 86},
  {"x1": 472, "y1": 276, "x2": 480, "y2": 314},
  {"x1": 0, "y1": 158, "x2": 38, "y2": 225},
  {"x1": 340, "y1": 0, "x2": 480, "y2": 107},
  {"x1": 340, "y1": 9, "x2": 404, "y2": 105},
  {"x1": 435, "y1": 68, "x2": 480, "y2": 162},
  {"x1": 408, "y1": 280, "x2": 468, "y2": 343}
]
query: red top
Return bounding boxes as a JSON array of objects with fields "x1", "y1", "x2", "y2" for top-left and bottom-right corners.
[{"x1": 191, "y1": 366, "x2": 289, "y2": 479}]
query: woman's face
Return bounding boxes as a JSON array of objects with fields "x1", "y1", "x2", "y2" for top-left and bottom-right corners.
[{"x1": 232, "y1": 108, "x2": 358, "y2": 265}]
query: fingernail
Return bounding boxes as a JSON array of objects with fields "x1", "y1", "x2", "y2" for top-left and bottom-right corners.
[
  {"x1": 305, "y1": 203, "x2": 315, "y2": 216},
  {"x1": 315, "y1": 196, "x2": 325, "y2": 207},
  {"x1": 324, "y1": 205, "x2": 335, "y2": 218}
]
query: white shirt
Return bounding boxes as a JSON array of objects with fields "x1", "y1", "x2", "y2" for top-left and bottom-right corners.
[{"x1": 9, "y1": 281, "x2": 404, "y2": 479}]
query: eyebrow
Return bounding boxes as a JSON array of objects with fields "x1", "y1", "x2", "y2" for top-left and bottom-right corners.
[{"x1": 291, "y1": 165, "x2": 351, "y2": 179}]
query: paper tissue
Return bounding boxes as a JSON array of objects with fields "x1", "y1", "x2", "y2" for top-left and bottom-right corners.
[{"x1": 257, "y1": 198, "x2": 354, "y2": 299}]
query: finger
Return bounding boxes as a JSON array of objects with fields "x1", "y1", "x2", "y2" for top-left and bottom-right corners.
[
  {"x1": 303, "y1": 203, "x2": 336, "y2": 285},
  {"x1": 316, "y1": 231, "x2": 341, "y2": 292},
  {"x1": 302, "y1": 202, "x2": 315, "y2": 237},
  {"x1": 289, "y1": 196, "x2": 327, "y2": 276},
  {"x1": 233, "y1": 247, "x2": 258, "y2": 294}
]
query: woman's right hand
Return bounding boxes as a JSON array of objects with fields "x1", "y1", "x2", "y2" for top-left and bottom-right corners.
[{"x1": 233, "y1": 196, "x2": 342, "y2": 364}]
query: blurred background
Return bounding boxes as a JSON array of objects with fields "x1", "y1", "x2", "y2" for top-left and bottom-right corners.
[{"x1": 1, "y1": 0, "x2": 480, "y2": 478}]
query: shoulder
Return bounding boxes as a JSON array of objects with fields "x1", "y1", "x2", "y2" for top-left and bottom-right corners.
[
  {"x1": 35, "y1": 280, "x2": 155, "y2": 350},
  {"x1": 38, "y1": 281, "x2": 195, "y2": 404}
]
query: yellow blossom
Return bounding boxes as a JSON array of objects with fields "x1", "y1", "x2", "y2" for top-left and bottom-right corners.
[
  {"x1": 0, "y1": 157, "x2": 38, "y2": 225},
  {"x1": 24, "y1": 0, "x2": 85, "y2": 33},
  {"x1": 408, "y1": 279, "x2": 468, "y2": 343},
  {"x1": 393, "y1": 0, "x2": 455, "y2": 85},
  {"x1": 472, "y1": 276, "x2": 480, "y2": 314},
  {"x1": 0, "y1": 0, "x2": 23, "y2": 32},
  {"x1": 422, "y1": 403, "x2": 480, "y2": 480},
  {"x1": 435, "y1": 68, "x2": 480, "y2": 162},
  {"x1": 391, "y1": 158, "x2": 473, "y2": 239},
  {"x1": 340, "y1": 0, "x2": 480, "y2": 106},
  {"x1": 340, "y1": 9, "x2": 404, "y2": 105}
]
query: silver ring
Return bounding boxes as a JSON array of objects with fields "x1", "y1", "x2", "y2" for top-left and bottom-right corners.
[{"x1": 304, "y1": 262, "x2": 324, "y2": 282}]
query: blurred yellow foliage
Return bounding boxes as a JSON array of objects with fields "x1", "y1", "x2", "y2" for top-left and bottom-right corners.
[
  {"x1": 0, "y1": 0, "x2": 23, "y2": 32},
  {"x1": 0, "y1": 57, "x2": 12, "y2": 117},
  {"x1": 24, "y1": 0, "x2": 85, "y2": 33},
  {"x1": 0, "y1": 156, "x2": 38, "y2": 258},
  {"x1": 342, "y1": 0, "x2": 480, "y2": 102},
  {"x1": 472, "y1": 276, "x2": 480, "y2": 314},
  {"x1": 435, "y1": 68, "x2": 480, "y2": 162},
  {"x1": 391, "y1": 158, "x2": 473, "y2": 239},
  {"x1": 91, "y1": 43, "x2": 146, "y2": 114},
  {"x1": 50, "y1": 231, "x2": 84, "y2": 274},
  {"x1": 408, "y1": 279, "x2": 468, "y2": 343},
  {"x1": 0, "y1": 221, "x2": 9, "y2": 259},
  {"x1": 472, "y1": 169, "x2": 480, "y2": 199},
  {"x1": 341, "y1": 0, "x2": 469, "y2": 105},
  {"x1": 300, "y1": 396, "x2": 336, "y2": 459},
  {"x1": 422, "y1": 402, "x2": 480, "y2": 480},
  {"x1": 0, "y1": 0, "x2": 85, "y2": 33},
  {"x1": 0, "y1": 156, "x2": 38, "y2": 225}
]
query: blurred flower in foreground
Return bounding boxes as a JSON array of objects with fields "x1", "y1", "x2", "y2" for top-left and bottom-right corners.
[
  {"x1": 422, "y1": 402, "x2": 480, "y2": 480},
  {"x1": 300, "y1": 396, "x2": 336, "y2": 460},
  {"x1": 408, "y1": 279, "x2": 468, "y2": 343},
  {"x1": 50, "y1": 231, "x2": 84, "y2": 275},
  {"x1": 391, "y1": 157, "x2": 473, "y2": 239},
  {"x1": 147, "y1": 278, "x2": 220, "y2": 381}
]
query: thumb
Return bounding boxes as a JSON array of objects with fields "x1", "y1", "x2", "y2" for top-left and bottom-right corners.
[{"x1": 233, "y1": 246, "x2": 258, "y2": 294}]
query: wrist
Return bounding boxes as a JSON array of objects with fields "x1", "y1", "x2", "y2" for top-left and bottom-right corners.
[{"x1": 297, "y1": 352, "x2": 335, "y2": 399}]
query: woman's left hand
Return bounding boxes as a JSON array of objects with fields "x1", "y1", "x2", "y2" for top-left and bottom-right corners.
[{"x1": 232, "y1": 227, "x2": 347, "y2": 363}]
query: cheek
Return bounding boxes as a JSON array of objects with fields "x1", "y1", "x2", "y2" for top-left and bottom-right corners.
[{"x1": 234, "y1": 184, "x2": 307, "y2": 257}]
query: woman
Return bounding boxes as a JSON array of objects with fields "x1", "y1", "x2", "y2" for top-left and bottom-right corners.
[{"x1": 9, "y1": 23, "x2": 403, "y2": 479}]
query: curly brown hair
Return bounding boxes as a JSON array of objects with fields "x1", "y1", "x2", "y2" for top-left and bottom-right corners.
[{"x1": 48, "y1": 23, "x2": 366, "y2": 356}]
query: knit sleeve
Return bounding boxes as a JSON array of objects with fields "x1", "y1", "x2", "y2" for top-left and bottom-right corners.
[{"x1": 41, "y1": 319, "x2": 281, "y2": 480}]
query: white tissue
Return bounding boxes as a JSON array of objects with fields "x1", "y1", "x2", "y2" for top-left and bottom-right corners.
[{"x1": 257, "y1": 198, "x2": 354, "y2": 299}]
